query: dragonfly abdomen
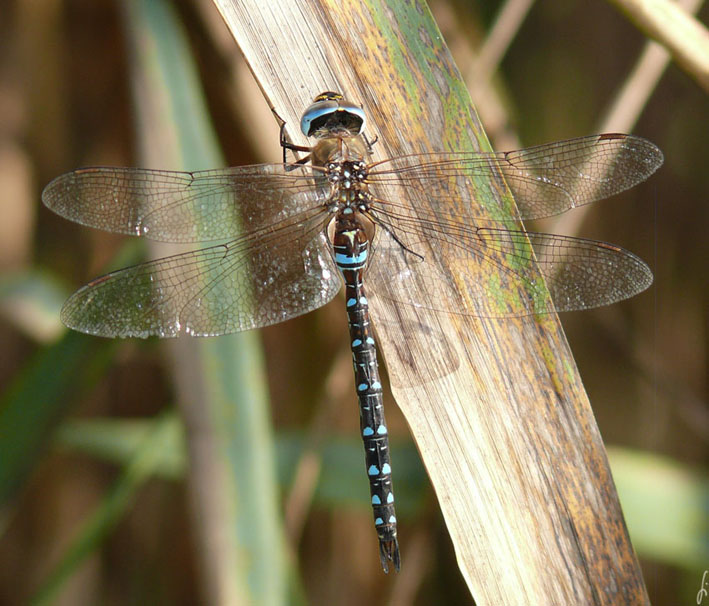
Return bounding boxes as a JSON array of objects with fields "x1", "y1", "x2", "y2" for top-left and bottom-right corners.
[{"x1": 332, "y1": 216, "x2": 401, "y2": 573}]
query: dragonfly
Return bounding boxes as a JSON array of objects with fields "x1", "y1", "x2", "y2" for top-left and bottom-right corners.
[{"x1": 42, "y1": 91, "x2": 663, "y2": 573}]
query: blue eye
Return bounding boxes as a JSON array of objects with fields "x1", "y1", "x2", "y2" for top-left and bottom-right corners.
[{"x1": 300, "y1": 93, "x2": 366, "y2": 138}]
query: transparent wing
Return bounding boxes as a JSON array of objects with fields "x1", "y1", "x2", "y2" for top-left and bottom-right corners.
[
  {"x1": 60, "y1": 208, "x2": 342, "y2": 337},
  {"x1": 367, "y1": 134, "x2": 663, "y2": 221},
  {"x1": 367, "y1": 207, "x2": 652, "y2": 317},
  {"x1": 42, "y1": 163, "x2": 328, "y2": 242}
]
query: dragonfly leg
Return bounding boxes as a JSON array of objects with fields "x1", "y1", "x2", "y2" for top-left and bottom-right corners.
[{"x1": 278, "y1": 120, "x2": 312, "y2": 164}]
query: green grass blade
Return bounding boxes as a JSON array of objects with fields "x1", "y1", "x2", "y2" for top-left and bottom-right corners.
[
  {"x1": 0, "y1": 332, "x2": 117, "y2": 507},
  {"x1": 30, "y1": 413, "x2": 179, "y2": 606},
  {"x1": 610, "y1": 446, "x2": 709, "y2": 571},
  {"x1": 122, "y1": 0, "x2": 288, "y2": 603}
]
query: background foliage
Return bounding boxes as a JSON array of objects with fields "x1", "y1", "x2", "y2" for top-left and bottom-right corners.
[{"x1": 0, "y1": 0, "x2": 707, "y2": 604}]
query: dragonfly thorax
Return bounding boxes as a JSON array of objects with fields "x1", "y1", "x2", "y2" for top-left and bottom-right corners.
[
  {"x1": 327, "y1": 159, "x2": 367, "y2": 187},
  {"x1": 325, "y1": 158, "x2": 373, "y2": 216},
  {"x1": 310, "y1": 130, "x2": 370, "y2": 169}
]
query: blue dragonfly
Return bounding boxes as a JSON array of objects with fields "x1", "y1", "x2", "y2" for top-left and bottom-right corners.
[{"x1": 42, "y1": 92, "x2": 662, "y2": 572}]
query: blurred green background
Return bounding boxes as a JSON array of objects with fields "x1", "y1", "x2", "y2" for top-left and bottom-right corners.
[{"x1": 0, "y1": 0, "x2": 707, "y2": 604}]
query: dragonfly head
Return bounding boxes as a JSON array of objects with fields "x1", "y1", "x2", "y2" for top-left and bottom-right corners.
[{"x1": 300, "y1": 92, "x2": 366, "y2": 139}]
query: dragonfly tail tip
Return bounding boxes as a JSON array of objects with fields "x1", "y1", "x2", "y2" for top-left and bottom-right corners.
[{"x1": 379, "y1": 538, "x2": 401, "y2": 573}]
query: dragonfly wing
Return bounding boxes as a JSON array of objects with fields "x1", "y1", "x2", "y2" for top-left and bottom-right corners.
[
  {"x1": 61, "y1": 209, "x2": 341, "y2": 337},
  {"x1": 42, "y1": 164, "x2": 327, "y2": 242},
  {"x1": 367, "y1": 221, "x2": 552, "y2": 318},
  {"x1": 367, "y1": 210, "x2": 652, "y2": 317},
  {"x1": 519, "y1": 231, "x2": 653, "y2": 312},
  {"x1": 367, "y1": 134, "x2": 663, "y2": 221}
]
